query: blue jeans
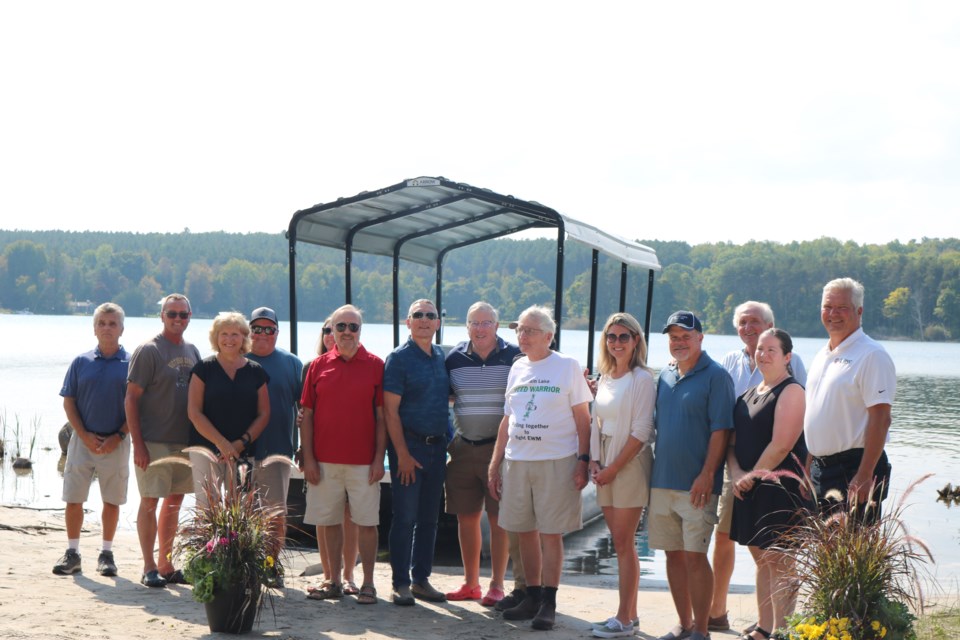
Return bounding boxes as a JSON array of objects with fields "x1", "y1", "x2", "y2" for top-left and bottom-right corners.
[{"x1": 387, "y1": 437, "x2": 447, "y2": 587}]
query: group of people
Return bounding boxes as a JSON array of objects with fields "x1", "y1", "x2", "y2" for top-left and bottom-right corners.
[{"x1": 53, "y1": 277, "x2": 896, "y2": 639}]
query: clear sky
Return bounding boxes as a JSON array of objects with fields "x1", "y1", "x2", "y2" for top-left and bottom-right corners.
[{"x1": 2, "y1": 1, "x2": 958, "y2": 246}]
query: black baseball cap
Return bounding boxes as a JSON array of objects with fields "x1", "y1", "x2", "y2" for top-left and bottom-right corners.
[
  {"x1": 662, "y1": 310, "x2": 703, "y2": 333},
  {"x1": 250, "y1": 307, "x2": 278, "y2": 325}
]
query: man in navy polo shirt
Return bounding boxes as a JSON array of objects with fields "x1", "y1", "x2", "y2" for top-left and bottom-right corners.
[
  {"x1": 383, "y1": 298, "x2": 450, "y2": 606},
  {"x1": 649, "y1": 311, "x2": 735, "y2": 640},
  {"x1": 54, "y1": 302, "x2": 130, "y2": 577},
  {"x1": 444, "y1": 301, "x2": 522, "y2": 606}
]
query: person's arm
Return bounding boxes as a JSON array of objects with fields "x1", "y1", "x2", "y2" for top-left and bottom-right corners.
[
  {"x1": 186, "y1": 374, "x2": 239, "y2": 462},
  {"x1": 486, "y1": 416, "x2": 511, "y2": 501},
  {"x1": 594, "y1": 435, "x2": 643, "y2": 487},
  {"x1": 849, "y1": 403, "x2": 891, "y2": 503},
  {"x1": 299, "y1": 406, "x2": 320, "y2": 485},
  {"x1": 369, "y1": 404, "x2": 387, "y2": 484},
  {"x1": 572, "y1": 401, "x2": 591, "y2": 490},
  {"x1": 734, "y1": 384, "x2": 805, "y2": 496},
  {"x1": 124, "y1": 382, "x2": 150, "y2": 470},
  {"x1": 241, "y1": 383, "x2": 270, "y2": 451},
  {"x1": 63, "y1": 396, "x2": 102, "y2": 454},
  {"x1": 384, "y1": 391, "x2": 421, "y2": 485},
  {"x1": 691, "y1": 428, "x2": 731, "y2": 507}
]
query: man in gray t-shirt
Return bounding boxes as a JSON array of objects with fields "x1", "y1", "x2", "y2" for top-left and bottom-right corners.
[{"x1": 125, "y1": 293, "x2": 201, "y2": 588}]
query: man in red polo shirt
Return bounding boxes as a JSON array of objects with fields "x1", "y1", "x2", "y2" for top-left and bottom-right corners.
[{"x1": 300, "y1": 304, "x2": 387, "y2": 605}]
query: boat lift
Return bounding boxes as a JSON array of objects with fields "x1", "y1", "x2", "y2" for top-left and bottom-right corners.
[{"x1": 286, "y1": 176, "x2": 661, "y2": 371}]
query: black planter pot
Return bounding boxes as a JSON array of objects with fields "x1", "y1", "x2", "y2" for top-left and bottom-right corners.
[{"x1": 203, "y1": 579, "x2": 262, "y2": 634}]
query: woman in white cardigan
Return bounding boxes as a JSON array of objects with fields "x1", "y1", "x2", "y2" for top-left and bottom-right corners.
[{"x1": 589, "y1": 312, "x2": 656, "y2": 639}]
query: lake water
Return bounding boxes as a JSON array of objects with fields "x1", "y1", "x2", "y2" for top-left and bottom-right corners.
[{"x1": 1, "y1": 314, "x2": 958, "y2": 590}]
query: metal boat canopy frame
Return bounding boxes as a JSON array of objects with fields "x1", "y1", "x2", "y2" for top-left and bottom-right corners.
[{"x1": 287, "y1": 176, "x2": 661, "y2": 371}]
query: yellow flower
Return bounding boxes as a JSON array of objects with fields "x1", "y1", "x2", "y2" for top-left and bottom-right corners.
[
  {"x1": 871, "y1": 621, "x2": 881, "y2": 631},
  {"x1": 265, "y1": 555, "x2": 275, "y2": 568}
]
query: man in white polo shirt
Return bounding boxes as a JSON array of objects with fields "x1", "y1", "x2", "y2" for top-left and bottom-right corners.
[{"x1": 804, "y1": 277, "x2": 896, "y2": 521}]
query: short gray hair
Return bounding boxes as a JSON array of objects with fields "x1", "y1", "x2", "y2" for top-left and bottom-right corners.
[
  {"x1": 732, "y1": 301, "x2": 774, "y2": 329},
  {"x1": 94, "y1": 302, "x2": 125, "y2": 326},
  {"x1": 407, "y1": 298, "x2": 437, "y2": 317},
  {"x1": 160, "y1": 293, "x2": 191, "y2": 313},
  {"x1": 823, "y1": 277, "x2": 865, "y2": 309},
  {"x1": 466, "y1": 301, "x2": 498, "y2": 323},
  {"x1": 518, "y1": 305, "x2": 556, "y2": 335}
]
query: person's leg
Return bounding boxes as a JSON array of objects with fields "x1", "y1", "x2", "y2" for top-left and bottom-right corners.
[
  {"x1": 488, "y1": 513, "x2": 508, "y2": 591},
  {"x1": 710, "y1": 532, "x2": 735, "y2": 619},
  {"x1": 518, "y1": 530, "x2": 542, "y2": 587},
  {"x1": 411, "y1": 444, "x2": 444, "y2": 585},
  {"x1": 508, "y1": 530, "x2": 526, "y2": 589},
  {"x1": 683, "y1": 551, "x2": 714, "y2": 636},
  {"x1": 749, "y1": 546, "x2": 774, "y2": 636},
  {"x1": 318, "y1": 525, "x2": 333, "y2": 581},
  {"x1": 157, "y1": 494, "x2": 183, "y2": 575},
  {"x1": 606, "y1": 505, "x2": 643, "y2": 624},
  {"x1": 101, "y1": 502, "x2": 120, "y2": 543},
  {"x1": 358, "y1": 524, "x2": 379, "y2": 588},
  {"x1": 65, "y1": 503, "x2": 84, "y2": 543},
  {"x1": 539, "y1": 532, "x2": 563, "y2": 588},
  {"x1": 387, "y1": 446, "x2": 418, "y2": 588},
  {"x1": 767, "y1": 550, "x2": 798, "y2": 634},
  {"x1": 137, "y1": 497, "x2": 160, "y2": 573},
  {"x1": 323, "y1": 524, "x2": 344, "y2": 585},
  {"x1": 665, "y1": 549, "x2": 694, "y2": 630},
  {"x1": 455, "y1": 510, "x2": 483, "y2": 589},
  {"x1": 342, "y1": 503, "x2": 359, "y2": 585}
]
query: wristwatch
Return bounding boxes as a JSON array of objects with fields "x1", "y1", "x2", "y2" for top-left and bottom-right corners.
[{"x1": 577, "y1": 453, "x2": 590, "y2": 463}]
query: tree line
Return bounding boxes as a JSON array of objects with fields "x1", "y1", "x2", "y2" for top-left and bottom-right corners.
[{"x1": 2, "y1": 229, "x2": 958, "y2": 341}]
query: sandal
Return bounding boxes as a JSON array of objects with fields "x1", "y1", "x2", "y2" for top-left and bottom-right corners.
[
  {"x1": 343, "y1": 580, "x2": 360, "y2": 595},
  {"x1": 141, "y1": 570, "x2": 167, "y2": 588},
  {"x1": 161, "y1": 569, "x2": 188, "y2": 585},
  {"x1": 306, "y1": 580, "x2": 343, "y2": 600},
  {"x1": 357, "y1": 584, "x2": 377, "y2": 604},
  {"x1": 739, "y1": 628, "x2": 771, "y2": 640}
]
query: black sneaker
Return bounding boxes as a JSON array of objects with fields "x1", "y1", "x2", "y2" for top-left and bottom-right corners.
[
  {"x1": 97, "y1": 551, "x2": 117, "y2": 577},
  {"x1": 502, "y1": 593, "x2": 542, "y2": 621},
  {"x1": 532, "y1": 599, "x2": 556, "y2": 631},
  {"x1": 53, "y1": 549, "x2": 82, "y2": 575},
  {"x1": 495, "y1": 588, "x2": 527, "y2": 612}
]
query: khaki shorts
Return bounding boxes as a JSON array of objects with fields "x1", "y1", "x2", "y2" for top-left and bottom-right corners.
[
  {"x1": 134, "y1": 441, "x2": 194, "y2": 499},
  {"x1": 498, "y1": 456, "x2": 582, "y2": 535},
  {"x1": 62, "y1": 433, "x2": 130, "y2": 505},
  {"x1": 189, "y1": 450, "x2": 236, "y2": 510},
  {"x1": 253, "y1": 458, "x2": 292, "y2": 509},
  {"x1": 304, "y1": 463, "x2": 380, "y2": 527},
  {"x1": 596, "y1": 442, "x2": 653, "y2": 509},
  {"x1": 716, "y1": 466, "x2": 734, "y2": 535},
  {"x1": 647, "y1": 488, "x2": 719, "y2": 553},
  {"x1": 445, "y1": 436, "x2": 499, "y2": 516}
]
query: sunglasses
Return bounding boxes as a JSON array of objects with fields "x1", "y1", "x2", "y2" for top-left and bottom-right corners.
[
  {"x1": 605, "y1": 332, "x2": 635, "y2": 344},
  {"x1": 321, "y1": 326, "x2": 333, "y2": 335},
  {"x1": 410, "y1": 311, "x2": 438, "y2": 320},
  {"x1": 251, "y1": 325, "x2": 278, "y2": 335},
  {"x1": 335, "y1": 322, "x2": 361, "y2": 333},
  {"x1": 164, "y1": 311, "x2": 190, "y2": 320}
]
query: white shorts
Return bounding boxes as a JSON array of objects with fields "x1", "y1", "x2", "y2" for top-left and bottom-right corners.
[{"x1": 304, "y1": 463, "x2": 380, "y2": 527}]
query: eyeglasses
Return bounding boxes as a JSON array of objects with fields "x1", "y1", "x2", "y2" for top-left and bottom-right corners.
[
  {"x1": 164, "y1": 311, "x2": 190, "y2": 320},
  {"x1": 251, "y1": 325, "x2": 278, "y2": 336},
  {"x1": 605, "y1": 332, "x2": 635, "y2": 344},
  {"x1": 335, "y1": 322, "x2": 361, "y2": 333},
  {"x1": 468, "y1": 320, "x2": 495, "y2": 329},
  {"x1": 410, "y1": 311, "x2": 438, "y2": 320},
  {"x1": 515, "y1": 326, "x2": 544, "y2": 337},
  {"x1": 321, "y1": 326, "x2": 332, "y2": 335}
]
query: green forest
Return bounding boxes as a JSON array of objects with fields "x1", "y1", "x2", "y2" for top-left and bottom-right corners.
[{"x1": 2, "y1": 229, "x2": 959, "y2": 341}]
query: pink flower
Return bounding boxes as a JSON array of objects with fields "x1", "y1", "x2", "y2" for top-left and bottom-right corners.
[
  {"x1": 206, "y1": 539, "x2": 216, "y2": 554},
  {"x1": 219, "y1": 536, "x2": 230, "y2": 547}
]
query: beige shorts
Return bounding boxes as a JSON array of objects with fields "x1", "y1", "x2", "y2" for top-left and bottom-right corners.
[
  {"x1": 716, "y1": 466, "x2": 734, "y2": 535},
  {"x1": 253, "y1": 458, "x2": 292, "y2": 509},
  {"x1": 499, "y1": 456, "x2": 583, "y2": 535},
  {"x1": 304, "y1": 463, "x2": 380, "y2": 527},
  {"x1": 189, "y1": 450, "x2": 236, "y2": 510},
  {"x1": 134, "y1": 441, "x2": 194, "y2": 499},
  {"x1": 62, "y1": 433, "x2": 130, "y2": 505},
  {"x1": 647, "y1": 488, "x2": 719, "y2": 553},
  {"x1": 445, "y1": 436, "x2": 499, "y2": 516},
  {"x1": 596, "y1": 442, "x2": 653, "y2": 509}
]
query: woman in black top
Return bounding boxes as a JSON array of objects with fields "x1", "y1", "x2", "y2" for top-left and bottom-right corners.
[
  {"x1": 187, "y1": 311, "x2": 269, "y2": 507},
  {"x1": 728, "y1": 328, "x2": 811, "y2": 640}
]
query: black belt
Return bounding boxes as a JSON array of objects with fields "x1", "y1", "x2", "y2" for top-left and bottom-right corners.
[
  {"x1": 460, "y1": 435, "x2": 496, "y2": 446},
  {"x1": 405, "y1": 432, "x2": 445, "y2": 445},
  {"x1": 814, "y1": 447, "x2": 864, "y2": 467}
]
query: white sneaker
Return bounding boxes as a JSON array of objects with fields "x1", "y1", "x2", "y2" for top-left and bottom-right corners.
[{"x1": 593, "y1": 617, "x2": 635, "y2": 638}]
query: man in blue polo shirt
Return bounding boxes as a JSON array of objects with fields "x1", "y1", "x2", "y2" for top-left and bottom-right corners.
[
  {"x1": 383, "y1": 298, "x2": 450, "y2": 606},
  {"x1": 649, "y1": 311, "x2": 735, "y2": 640},
  {"x1": 444, "y1": 301, "x2": 522, "y2": 606},
  {"x1": 54, "y1": 302, "x2": 130, "y2": 577}
]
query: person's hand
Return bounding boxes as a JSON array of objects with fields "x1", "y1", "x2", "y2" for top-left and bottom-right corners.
[
  {"x1": 588, "y1": 460, "x2": 602, "y2": 484},
  {"x1": 848, "y1": 471, "x2": 873, "y2": 506},
  {"x1": 95, "y1": 433, "x2": 121, "y2": 455},
  {"x1": 295, "y1": 408, "x2": 304, "y2": 428},
  {"x1": 303, "y1": 459, "x2": 321, "y2": 485},
  {"x1": 133, "y1": 440, "x2": 151, "y2": 470},
  {"x1": 395, "y1": 453, "x2": 422, "y2": 486},
  {"x1": 733, "y1": 475, "x2": 755, "y2": 499},
  {"x1": 487, "y1": 468, "x2": 502, "y2": 501},
  {"x1": 583, "y1": 369, "x2": 598, "y2": 397},
  {"x1": 689, "y1": 473, "x2": 713, "y2": 509},
  {"x1": 368, "y1": 460, "x2": 385, "y2": 485},
  {"x1": 594, "y1": 465, "x2": 617, "y2": 487},
  {"x1": 78, "y1": 430, "x2": 101, "y2": 453},
  {"x1": 217, "y1": 439, "x2": 240, "y2": 462},
  {"x1": 573, "y1": 461, "x2": 589, "y2": 491}
]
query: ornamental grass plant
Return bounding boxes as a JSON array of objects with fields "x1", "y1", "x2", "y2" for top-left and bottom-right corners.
[
  {"x1": 173, "y1": 449, "x2": 289, "y2": 606},
  {"x1": 776, "y1": 468, "x2": 935, "y2": 640}
]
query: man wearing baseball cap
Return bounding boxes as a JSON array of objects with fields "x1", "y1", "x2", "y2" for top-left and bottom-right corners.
[{"x1": 649, "y1": 311, "x2": 735, "y2": 640}]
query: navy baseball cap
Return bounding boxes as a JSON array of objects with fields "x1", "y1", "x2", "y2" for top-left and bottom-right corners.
[
  {"x1": 250, "y1": 307, "x2": 278, "y2": 325},
  {"x1": 662, "y1": 311, "x2": 703, "y2": 333}
]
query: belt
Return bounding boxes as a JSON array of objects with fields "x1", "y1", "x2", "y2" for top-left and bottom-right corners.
[
  {"x1": 405, "y1": 432, "x2": 445, "y2": 445},
  {"x1": 814, "y1": 447, "x2": 864, "y2": 467},
  {"x1": 460, "y1": 435, "x2": 496, "y2": 446}
]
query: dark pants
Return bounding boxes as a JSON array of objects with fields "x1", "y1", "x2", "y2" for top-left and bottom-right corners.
[
  {"x1": 387, "y1": 437, "x2": 447, "y2": 588},
  {"x1": 811, "y1": 448, "x2": 891, "y2": 522}
]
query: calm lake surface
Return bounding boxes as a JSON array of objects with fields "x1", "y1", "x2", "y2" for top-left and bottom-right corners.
[{"x1": 2, "y1": 315, "x2": 958, "y2": 589}]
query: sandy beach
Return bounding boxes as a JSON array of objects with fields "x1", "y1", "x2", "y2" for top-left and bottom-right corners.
[{"x1": 0, "y1": 504, "x2": 768, "y2": 640}]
